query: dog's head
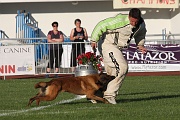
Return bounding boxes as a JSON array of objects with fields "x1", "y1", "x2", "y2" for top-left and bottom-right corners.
[
  {"x1": 99, "y1": 72, "x2": 115, "y2": 84},
  {"x1": 98, "y1": 72, "x2": 115, "y2": 88}
]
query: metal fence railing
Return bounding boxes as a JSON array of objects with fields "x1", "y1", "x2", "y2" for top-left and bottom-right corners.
[
  {"x1": 0, "y1": 37, "x2": 180, "y2": 79},
  {"x1": 0, "y1": 38, "x2": 92, "y2": 76},
  {"x1": 34, "y1": 41, "x2": 93, "y2": 75},
  {"x1": 16, "y1": 10, "x2": 40, "y2": 39}
]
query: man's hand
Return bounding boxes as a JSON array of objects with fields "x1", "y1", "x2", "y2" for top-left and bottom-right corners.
[
  {"x1": 79, "y1": 36, "x2": 84, "y2": 39},
  {"x1": 91, "y1": 42, "x2": 97, "y2": 53},
  {"x1": 91, "y1": 42, "x2": 97, "y2": 49},
  {"x1": 137, "y1": 46, "x2": 147, "y2": 54}
]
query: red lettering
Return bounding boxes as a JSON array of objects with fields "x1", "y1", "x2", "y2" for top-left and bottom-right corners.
[
  {"x1": 158, "y1": 0, "x2": 163, "y2": 4},
  {"x1": 157, "y1": 0, "x2": 175, "y2": 4},
  {"x1": 0, "y1": 65, "x2": 4, "y2": 73},
  {"x1": 130, "y1": 0, "x2": 136, "y2": 4},
  {"x1": 170, "y1": 0, "x2": 175, "y2": 4},
  {"x1": 164, "y1": 0, "x2": 169, "y2": 4},
  {"x1": 9, "y1": 65, "x2": 15, "y2": 73},
  {"x1": 149, "y1": 0, "x2": 153, "y2": 4},
  {"x1": 5, "y1": 65, "x2": 7, "y2": 73},
  {"x1": 0, "y1": 65, "x2": 16, "y2": 74},
  {"x1": 137, "y1": 0, "x2": 145, "y2": 4},
  {"x1": 121, "y1": 0, "x2": 128, "y2": 4}
]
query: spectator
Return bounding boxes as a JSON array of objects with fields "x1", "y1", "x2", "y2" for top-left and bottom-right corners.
[
  {"x1": 46, "y1": 21, "x2": 64, "y2": 78},
  {"x1": 70, "y1": 19, "x2": 88, "y2": 72}
]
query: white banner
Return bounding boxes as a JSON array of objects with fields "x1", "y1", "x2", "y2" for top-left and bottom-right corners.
[
  {"x1": 124, "y1": 44, "x2": 180, "y2": 72},
  {"x1": 113, "y1": 0, "x2": 179, "y2": 9},
  {"x1": 128, "y1": 64, "x2": 180, "y2": 72},
  {"x1": 0, "y1": 45, "x2": 35, "y2": 76}
]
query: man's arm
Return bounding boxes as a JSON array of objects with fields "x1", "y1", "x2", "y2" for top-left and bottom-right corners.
[
  {"x1": 53, "y1": 34, "x2": 64, "y2": 42},
  {"x1": 47, "y1": 34, "x2": 55, "y2": 43},
  {"x1": 91, "y1": 20, "x2": 107, "y2": 43},
  {"x1": 134, "y1": 22, "x2": 147, "y2": 54},
  {"x1": 83, "y1": 28, "x2": 88, "y2": 40},
  {"x1": 91, "y1": 14, "x2": 129, "y2": 44}
]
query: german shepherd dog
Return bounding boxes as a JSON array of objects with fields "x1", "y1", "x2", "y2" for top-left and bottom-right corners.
[{"x1": 28, "y1": 73, "x2": 115, "y2": 106}]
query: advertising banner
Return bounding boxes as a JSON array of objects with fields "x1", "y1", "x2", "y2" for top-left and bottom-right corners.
[
  {"x1": 124, "y1": 44, "x2": 180, "y2": 72},
  {"x1": 0, "y1": 45, "x2": 35, "y2": 76},
  {"x1": 113, "y1": 0, "x2": 179, "y2": 9}
]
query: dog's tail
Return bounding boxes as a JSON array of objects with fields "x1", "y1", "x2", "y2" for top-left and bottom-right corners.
[{"x1": 35, "y1": 82, "x2": 47, "y2": 89}]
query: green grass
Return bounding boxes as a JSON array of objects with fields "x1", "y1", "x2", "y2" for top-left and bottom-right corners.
[{"x1": 0, "y1": 76, "x2": 180, "y2": 120}]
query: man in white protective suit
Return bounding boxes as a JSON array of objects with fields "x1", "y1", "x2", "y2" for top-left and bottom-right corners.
[{"x1": 91, "y1": 8, "x2": 147, "y2": 104}]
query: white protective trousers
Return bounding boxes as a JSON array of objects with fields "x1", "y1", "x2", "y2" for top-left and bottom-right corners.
[{"x1": 102, "y1": 35, "x2": 128, "y2": 97}]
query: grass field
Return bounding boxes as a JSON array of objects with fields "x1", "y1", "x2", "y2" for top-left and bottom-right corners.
[{"x1": 0, "y1": 75, "x2": 180, "y2": 120}]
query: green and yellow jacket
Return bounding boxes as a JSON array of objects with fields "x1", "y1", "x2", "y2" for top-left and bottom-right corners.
[{"x1": 91, "y1": 13, "x2": 146, "y2": 46}]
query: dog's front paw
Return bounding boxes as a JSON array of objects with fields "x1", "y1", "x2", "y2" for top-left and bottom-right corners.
[
  {"x1": 104, "y1": 98, "x2": 110, "y2": 104},
  {"x1": 27, "y1": 98, "x2": 35, "y2": 106},
  {"x1": 27, "y1": 102, "x2": 32, "y2": 107}
]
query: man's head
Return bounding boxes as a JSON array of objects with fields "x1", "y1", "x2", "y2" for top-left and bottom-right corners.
[
  {"x1": 129, "y1": 8, "x2": 142, "y2": 27},
  {"x1": 52, "y1": 21, "x2": 58, "y2": 30},
  {"x1": 52, "y1": 21, "x2": 58, "y2": 27},
  {"x1": 74, "y1": 19, "x2": 81, "y2": 27}
]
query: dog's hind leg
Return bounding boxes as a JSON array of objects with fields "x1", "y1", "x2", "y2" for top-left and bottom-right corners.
[
  {"x1": 28, "y1": 84, "x2": 60, "y2": 106},
  {"x1": 35, "y1": 84, "x2": 60, "y2": 105}
]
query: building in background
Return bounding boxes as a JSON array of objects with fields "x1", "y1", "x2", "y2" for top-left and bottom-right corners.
[
  {"x1": 0, "y1": 0, "x2": 180, "y2": 39},
  {"x1": 0, "y1": 0, "x2": 180, "y2": 76}
]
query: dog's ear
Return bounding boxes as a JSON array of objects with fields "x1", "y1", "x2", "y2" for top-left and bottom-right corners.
[
  {"x1": 98, "y1": 73, "x2": 106, "y2": 83},
  {"x1": 104, "y1": 75, "x2": 115, "y2": 83},
  {"x1": 110, "y1": 76, "x2": 115, "y2": 80},
  {"x1": 99, "y1": 71, "x2": 104, "y2": 76},
  {"x1": 96, "y1": 80, "x2": 103, "y2": 85}
]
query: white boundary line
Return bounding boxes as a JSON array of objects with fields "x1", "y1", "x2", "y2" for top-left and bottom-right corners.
[{"x1": 0, "y1": 97, "x2": 82, "y2": 117}]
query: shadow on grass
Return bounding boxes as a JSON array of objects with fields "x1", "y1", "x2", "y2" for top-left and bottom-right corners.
[
  {"x1": 120, "y1": 92, "x2": 157, "y2": 96},
  {"x1": 53, "y1": 92, "x2": 180, "y2": 105},
  {"x1": 60, "y1": 99, "x2": 101, "y2": 105},
  {"x1": 117, "y1": 94, "x2": 180, "y2": 103}
]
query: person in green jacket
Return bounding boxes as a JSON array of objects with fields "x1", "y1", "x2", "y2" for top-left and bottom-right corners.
[{"x1": 91, "y1": 8, "x2": 147, "y2": 104}]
